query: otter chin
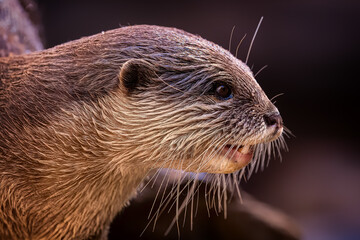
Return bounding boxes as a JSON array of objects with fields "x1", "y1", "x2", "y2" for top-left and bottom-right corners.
[{"x1": 0, "y1": 24, "x2": 286, "y2": 240}]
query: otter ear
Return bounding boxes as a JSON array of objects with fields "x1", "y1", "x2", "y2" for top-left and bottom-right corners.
[{"x1": 118, "y1": 59, "x2": 154, "y2": 94}]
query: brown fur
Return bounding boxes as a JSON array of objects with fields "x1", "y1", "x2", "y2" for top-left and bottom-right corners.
[{"x1": 0, "y1": 25, "x2": 283, "y2": 239}]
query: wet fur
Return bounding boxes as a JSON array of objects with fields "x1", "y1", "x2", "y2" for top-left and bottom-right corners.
[{"x1": 0, "y1": 25, "x2": 285, "y2": 239}]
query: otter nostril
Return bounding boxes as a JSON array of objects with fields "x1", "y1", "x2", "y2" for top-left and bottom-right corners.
[{"x1": 264, "y1": 113, "x2": 283, "y2": 128}]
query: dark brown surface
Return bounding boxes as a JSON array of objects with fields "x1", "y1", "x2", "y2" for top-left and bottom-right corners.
[
  {"x1": 0, "y1": 0, "x2": 43, "y2": 56},
  {"x1": 109, "y1": 180, "x2": 300, "y2": 240}
]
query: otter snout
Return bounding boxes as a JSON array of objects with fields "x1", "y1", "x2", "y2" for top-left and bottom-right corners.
[
  {"x1": 264, "y1": 112, "x2": 283, "y2": 128},
  {"x1": 263, "y1": 112, "x2": 283, "y2": 139}
]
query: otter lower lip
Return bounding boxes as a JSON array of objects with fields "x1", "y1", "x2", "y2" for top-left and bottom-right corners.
[
  {"x1": 225, "y1": 144, "x2": 253, "y2": 154},
  {"x1": 221, "y1": 145, "x2": 254, "y2": 167}
]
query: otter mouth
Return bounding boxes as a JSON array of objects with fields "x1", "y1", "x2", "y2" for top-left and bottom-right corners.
[{"x1": 220, "y1": 144, "x2": 255, "y2": 167}]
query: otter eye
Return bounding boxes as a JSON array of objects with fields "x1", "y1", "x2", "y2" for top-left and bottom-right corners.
[{"x1": 214, "y1": 82, "x2": 233, "y2": 100}]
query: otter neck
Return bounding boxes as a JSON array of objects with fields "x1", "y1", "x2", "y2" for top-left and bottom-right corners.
[
  {"x1": 1, "y1": 100, "x2": 151, "y2": 238},
  {"x1": 1, "y1": 57, "x2": 152, "y2": 238}
]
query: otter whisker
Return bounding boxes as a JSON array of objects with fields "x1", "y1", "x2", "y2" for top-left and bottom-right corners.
[
  {"x1": 267, "y1": 141, "x2": 273, "y2": 165},
  {"x1": 152, "y1": 175, "x2": 174, "y2": 231},
  {"x1": 274, "y1": 137, "x2": 283, "y2": 161},
  {"x1": 181, "y1": 173, "x2": 209, "y2": 230},
  {"x1": 163, "y1": 137, "x2": 225, "y2": 219},
  {"x1": 254, "y1": 65, "x2": 268, "y2": 77},
  {"x1": 235, "y1": 170, "x2": 245, "y2": 202},
  {"x1": 260, "y1": 142, "x2": 271, "y2": 171},
  {"x1": 217, "y1": 175, "x2": 222, "y2": 213},
  {"x1": 207, "y1": 175, "x2": 219, "y2": 215},
  {"x1": 158, "y1": 176, "x2": 194, "y2": 223},
  {"x1": 246, "y1": 16, "x2": 264, "y2": 64},
  {"x1": 162, "y1": 171, "x2": 187, "y2": 207},
  {"x1": 182, "y1": 174, "x2": 199, "y2": 230},
  {"x1": 283, "y1": 125, "x2": 295, "y2": 139},
  {"x1": 195, "y1": 182, "x2": 201, "y2": 216},
  {"x1": 217, "y1": 175, "x2": 226, "y2": 214},
  {"x1": 204, "y1": 178, "x2": 212, "y2": 217},
  {"x1": 146, "y1": 154, "x2": 192, "y2": 231},
  {"x1": 190, "y1": 182, "x2": 195, "y2": 230},
  {"x1": 249, "y1": 143, "x2": 264, "y2": 177},
  {"x1": 252, "y1": 145, "x2": 261, "y2": 174},
  {"x1": 164, "y1": 177, "x2": 199, "y2": 236},
  {"x1": 157, "y1": 174, "x2": 195, "y2": 217},
  {"x1": 175, "y1": 176, "x2": 181, "y2": 238},
  {"x1": 151, "y1": 173, "x2": 174, "y2": 229},
  {"x1": 181, "y1": 180, "x2": 190, "y2": 228},
  {"x1": 189, "y1": 174, "x2": 206, "y2": 230},
  {"x1": 221, "y1": 174, "x2": 228, "y2": 219},
  {"x1": 281, "y1": 133, "x2": 290, "y2": 151},
  {"x1": 227, "y1": 172, "x2": 237, "y2": 201},
  {"x1": 179, "y1": 173, "x2": 201, "y2": 229},
  {"x1": 270, "y1": 92, "x2": 284, "y2": 103},
  {"x1": 139, "y1": 168, "x2": 161, "y2": 193},
  {"x1": 228, "y1": 25, "x2": 236, "y2": 53},
  {"x1": 143, "y1": 171, "x2": 187, "y2": 235},
  {"x1": 235, "y1": 34, "x2": 247, "y2": 59},
  {"x1": 209, "y1": 175, "x2": 220, "y2": 213},
  {"x1": 227, "y1": 172, "x2": 238, "y2": 199},
  {"x1": 147, "y1": 168, "x2": 172, "y2": 220},
  {"x1": 141, "y1": 182, "x2": 175, "y2": 236}
]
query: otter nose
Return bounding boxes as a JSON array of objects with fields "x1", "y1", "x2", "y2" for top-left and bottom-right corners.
[{"x1": 264, "y1": 113, "x2": 283, "y2": 128}]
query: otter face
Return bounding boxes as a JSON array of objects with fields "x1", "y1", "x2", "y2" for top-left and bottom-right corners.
[
  {"x1": 116, "y1": 30, "x2": 285, "y2": 174},
  {"x1": 197, "y1": 68, "x2": 284, "y2": 173},
  {"x1": 197, "y1": 62, "x2": 284, "y2": 173}
]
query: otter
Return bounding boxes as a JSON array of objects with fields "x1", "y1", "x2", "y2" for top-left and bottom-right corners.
[{"x1": 0, "y1": 25, "x2": 284, "y2": 239}]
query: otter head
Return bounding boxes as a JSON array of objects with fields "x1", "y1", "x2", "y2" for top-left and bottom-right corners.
[{"x1": 112, "y1": 26, "x2": 284, "y2": 174}]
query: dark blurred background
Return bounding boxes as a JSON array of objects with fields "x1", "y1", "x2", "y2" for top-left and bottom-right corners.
[{"x1": 35, "y1": 0, "x2": 360, "y2": 239}]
